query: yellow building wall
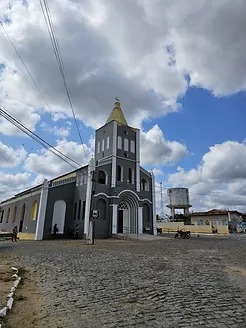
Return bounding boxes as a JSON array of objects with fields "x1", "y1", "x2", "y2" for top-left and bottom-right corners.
[
  {"x1": 18, "y1": 233, "x2": 35, "y2": 240},
  {"x1": 190, "y1": 215, "x2": 229, "y2": 234},
  {"x1": 217, "y1": 226, "x2": 229, "y2": 234},
  {"x1": 157, "y1": 222, "x2": 229, "y2": 234}
]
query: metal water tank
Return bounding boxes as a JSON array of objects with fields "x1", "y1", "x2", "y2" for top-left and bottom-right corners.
[{"x1": 167, "y1": 188, "x2": 190, "y2": 207}]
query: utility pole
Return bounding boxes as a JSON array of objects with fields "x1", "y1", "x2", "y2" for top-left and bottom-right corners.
[
  {"x1": 91, "y1": 170, "x2": 96, "y2": 245},
  {"x1": 160, "y1": 182, "x2": 164, "y2": 220}
]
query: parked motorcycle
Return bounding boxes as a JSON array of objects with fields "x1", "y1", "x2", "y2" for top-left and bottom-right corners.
[{"x1": 174, "y1": 229, "x2": 191, "y2": 239}]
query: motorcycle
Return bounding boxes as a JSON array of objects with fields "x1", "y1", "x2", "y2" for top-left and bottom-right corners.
[{"x1": 174, "y1": 229, "x2": 191, "y2": 239}]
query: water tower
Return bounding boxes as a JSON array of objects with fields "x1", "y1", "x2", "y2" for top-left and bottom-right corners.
[{"x1": 166, "y1": 188, "x2": 191, "y2": 218}]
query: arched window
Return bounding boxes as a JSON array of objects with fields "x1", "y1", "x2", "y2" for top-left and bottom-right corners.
[
  {"x1": 12, "y1": 206, "x2": 17, "y2": 223},
  {"x1": 141, "y1": 179, "x2": 149, "y2": 191},
  {"x1": 106, "y1": 136, "x2": 110, "y2": 149},
  {"x1": 78, "y1": 200, "x2": 81, "y2": 220},
  {"x1": 97, "y1": 141, "x2": 100, "y2": 153},
  {"x1": 30, "y1": 201, "x2": 38, "y2": 221},
  {"x1": 143, "y1": 203, "x2": 150, "y2": 224},
  {"x1": 117, "y1": 136, "x2": 122, "y2": 149},
  {"x1": 117, "y1": 165, "x2": 123, "y2": 182},
  {"x1": 101, "y1": 139, "x2": 105, "y2": 152},
  {"x1": 128, "y1": 168, "x2": 132, "y2": 183},
  {"x1": 98, "y1": 170, "x2": 106, "y2": 184},
  {"x1": 124, "y1": 138, "x2": 129, "y2": 151},
  {"x1": 130, "y1": 140, "x2": 135, "y2": 153},
  {"x1": 6, "y1": 207, "x2": 10, "y2": 223},
  {"x1": 74, "y1": 202, "x2": 77, "y2": 220},
  {"x1": 82, "y1": 201, "x2": 86, "y2": 219},
  {"x1": 19, "y1": 204, "x2": 26, "y2": 232},
  {"x1": 0, "y1": 209, "x2": 4, "y2": 223}
]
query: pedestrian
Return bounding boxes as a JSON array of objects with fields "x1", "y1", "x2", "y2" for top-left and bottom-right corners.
[
  {"x1": 12, "y1": 225, "x2": 18, "y2": 242},
  {"x1": 53, "y1": 223, "x2": 59, "y2": 236},
  {"x1": 74, "y1": 224, "x2": 79, "y2": 239}
]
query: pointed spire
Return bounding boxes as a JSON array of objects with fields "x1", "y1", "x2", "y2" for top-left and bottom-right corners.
[{"x1": 106, "y1": 99, "x2": 128, "y2": 126}]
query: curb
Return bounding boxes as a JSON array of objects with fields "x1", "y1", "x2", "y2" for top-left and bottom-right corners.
[{"x1": 0, "y1": 266, "x2": 21, "y2": 322}]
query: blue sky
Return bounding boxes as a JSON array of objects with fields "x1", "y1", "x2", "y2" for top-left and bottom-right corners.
[{"x1": 0, "y1": 0, "x2": 246, "y2": 214}]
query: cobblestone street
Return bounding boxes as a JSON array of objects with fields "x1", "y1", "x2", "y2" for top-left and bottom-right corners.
[{"x1": 1, "y1": 235, "x2": 246, "y2": 327}]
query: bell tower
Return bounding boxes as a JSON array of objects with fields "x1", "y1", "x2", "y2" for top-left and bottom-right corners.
[
  {"x1": 92, "y1": 99, "x2": 155, "y2": 238},
  {"x1": 94, "y1": 100, "x2": 140, "y2": 192}
]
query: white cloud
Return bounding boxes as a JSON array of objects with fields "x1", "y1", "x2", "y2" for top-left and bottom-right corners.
[
  {"x1": 152, "y1": 168, "x2": 163, "y2": 177},
  {"x1": 24, "y1": 139, "x2": 93, "y2": 178},
  {"x1": 168, "y1": 141, "x2": 246, "y2": 211},
  {"x1": 1, "y1": 0, "x2": 244, "y2": 136},
  {"x1": 1, "y1": 0, "x2": 246, "y2": 209},
  {"x1": 0, "y1": 141, "x2": 26, "y2": 167},
  {"x1": 0, "y1": 172, "x2": 31, "y2": 200},
  {"x1": 140, "y1": 125, "x2": 188, "y2": 165},
  {"x1": 40, "y1": 122, "x2": 71, "y2": 138}
]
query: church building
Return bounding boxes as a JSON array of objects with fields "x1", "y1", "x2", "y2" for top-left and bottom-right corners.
[{"x1": 0, "y1": 100, "x2": 157, "y2": 240}]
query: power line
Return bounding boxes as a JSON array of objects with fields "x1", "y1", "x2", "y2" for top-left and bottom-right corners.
[
  {"x1": 1, "y1": 103, "x2": 244, "y2": 203},
  {"x1": 0, "y1": 21, "x2": 53, "y2": 113},
  {"x1": 39, "y1": 0, "x2": 88, "y2": 160},
  {"x1": 0, "y1": 105, "x2": 82, "y2": 169}
]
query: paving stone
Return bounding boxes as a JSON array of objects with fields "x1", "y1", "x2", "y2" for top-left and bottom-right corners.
[{"x1": 1, "y1": 235, "x2": 246, "y2": 327}]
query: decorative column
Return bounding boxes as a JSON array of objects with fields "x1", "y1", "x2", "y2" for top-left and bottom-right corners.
[
  {"x1": 136, "y1": 129, "x2": 140, "y2": 191},
  {"x1": 111, "y1": 121, "x2": 117, "y2": 187},
  {"x1": 35, "y1": 179, "x2": 49, "y2": 240},
  {"x1": 151, "y1": 172, "x2": 157, "y2": 235},
  {"x1": 138, "y1": 206, "x2": 143, "y2": 234},
  {"x1": 111, "y1": 204, "x2": 118, "y2": 234},
  {"x1": 84, "y1": 158, "x2": 95, "y2": 237}
]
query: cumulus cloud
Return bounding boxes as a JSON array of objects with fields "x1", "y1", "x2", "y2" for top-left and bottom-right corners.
[
  {"x1": 152, "y1": 168, "x2": 163, "y2": 177},
  {"x1": 167, "y1": 141, "x2": 246, "y2": 211},
  {"x1": 0, "y1": 141, "x2": 27, "y2": 167},
  {"x1": 1, "y1": 0, "x2": 246, "y2": 208},
  {"x1": 24, "y1": 139, "x2": 93, "y2": 178},
  {"x1": 0, "y1": 0, "x2": 244, "y2": 136},
  {"x1": 0, "y1": 172, "x2": 31, "y2": 200},
  {"x1": 40, "y1": 122, "x2": 71, "y2": 138},
  {"x1": 140, "y1": 125, "x2": 188, "y2": 165}
]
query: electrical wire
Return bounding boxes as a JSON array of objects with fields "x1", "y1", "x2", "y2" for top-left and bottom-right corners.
[
  {"x1": 0, "y1": 21, "x2": 53, "y2": 113},
  {"x1": 39, "y1": 0, "x2": 88, "y2": 160},
  {"x1": 1, "y1": 103, "x2": 241, "y2": 203},
  {"x1": 0, "y1": 105, "x2": 82, "y2": 169}
]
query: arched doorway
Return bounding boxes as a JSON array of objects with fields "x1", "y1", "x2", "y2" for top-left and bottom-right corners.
[
  {"x1": 117, "y1": 202, "x2": 129, "y2": 233},
  {"x1": 19, "y1": 204, "x2": 26, "y2": 232},
  {"x1": 51, "y1": 200, "x2": 66, "y2": 234},
  {"x1": 117, "y1": 191, "x2": 139, "y2": 234},
  {"x1": 143, "y1": 203, "x2": 151, "y2": 232}
]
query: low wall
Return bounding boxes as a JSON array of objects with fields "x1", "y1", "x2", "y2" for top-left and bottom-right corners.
[
  {"x1": 18, "y1": 233, "x2": 35, "y2": 240},
  {"x1": 216, "y1": 226, "x2": 229, "y2": 234},
  {"x1": 157, "y1": 222, "x2": 229, "y2": 234}
]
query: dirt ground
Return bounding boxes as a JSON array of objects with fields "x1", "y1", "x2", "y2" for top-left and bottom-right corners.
[
  {"x1": 0, "y1": 263, "x2": 43, "y2": 328},
  {"x1": 0, "y1": 265, "x2": 13, "y2": 308}
]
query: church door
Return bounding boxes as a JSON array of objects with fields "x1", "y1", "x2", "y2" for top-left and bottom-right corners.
[
  {"x1": 117, "y1": 203, "x2": 129, "y2": 233},
  {"x1": 117, "y1": 210, "x2": 123, "y2": 233}
]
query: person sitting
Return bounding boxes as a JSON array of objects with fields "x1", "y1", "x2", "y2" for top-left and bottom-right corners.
[{"x1": 53, "y1": 223, "x2": 59, "y2": 236}]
